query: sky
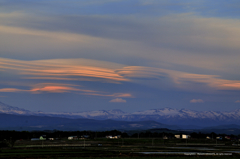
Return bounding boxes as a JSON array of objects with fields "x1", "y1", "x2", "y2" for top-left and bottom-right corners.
[{"x1": 1, "y1": 0, "x2": 240, "y2": 112}]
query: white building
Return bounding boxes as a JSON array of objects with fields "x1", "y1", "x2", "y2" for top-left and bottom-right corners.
[
  {"x1": 106, "y1": 135, "x2": 121, "y2": 139},
  {"x1": 175, "y1": 134, "x2": 190, "y2": 139},
  {"x1": 182, "y1": 134, "x2": 190, "y2": 139},
  {"x1": 175, "y1": 135, "x2": 181, "y2": 139},
  {"x1": 68, "y1": 136, "x2": 78, "y2": 140}
]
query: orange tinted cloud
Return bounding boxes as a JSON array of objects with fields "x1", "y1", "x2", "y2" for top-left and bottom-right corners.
[
  {"x1": 30, "y1": 86, "x2": 73, "y2": 93},
  {"x1": 218, "y1": 82, "x2": 240, "y2": 89},
  {"x1": 29, "y1": 83, "x2": 97, "y2": 93},
  {"x1": 190, "y1": 99, "x2": 204, "y2": 103},
  {"x1": 0, "y1": 88, "x2": 24, "y2": 92},
  {"x1": 2, "y1": 57, "x2": 240, "y2": 92},
  {"x1": 118, "y1": 66, "x2": 240, "y2": 90},
  {"x1": 0, "y1": 58, "x2": 128, "y2": 83},
  {"x1": 0, "y1": 83, "x2": 132, "y2": 99},
  {"x1": 30, "y1": 85, "x2": 80, "y2": 93},
  {"x1": 116, "y1": 66, "x2": 165, "y2": 79},
  {"x1": 177, "y1": 74, "x2": 240, "y2": 90},
  {"x1": 80, "y1": 92, "x2": 133, "y2": 98},
  {"x1": 113, "y1": 93, "x2": 132, "y2": 97},
  {"x1": 109, "y1": 98, "x2": 126, "y2": 103},
  {"x1": 0, "y1": 83, "x2": 96, "y2": 94}
]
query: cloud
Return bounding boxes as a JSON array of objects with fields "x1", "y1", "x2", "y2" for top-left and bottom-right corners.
[
  {"x1": 0, "y1": 1, "x2": 240, "y2": 112},
  {"x1": 0, "y1": 82, "x2": 133, "y2": 99},
  {"x1": 109, "y1": 98, "x2": 126, "y2": 103},
  {"x1": 0, "y1": 83, "x2": 91, "y2": 94},
  {"x1": 118, "y1": 66, "x2": 240, "y2": 91},
  {"x1": 0, "y1": 58, "x2": 128, "y2": 83},
  {"x1": 0, "y1": 24, "x2": 103, "y2": 44},
  {"x1": 116, "y1": 66, "x2": 166, "y2": 79},
  {"x1": 235, "y1": 100, "x2": 240, "y2": 103},
  {"x1": 113, "y1": 93, "x2": 132, "y2": 97},
  {"x1": 29, "y1": 83, "x2": 88, "y2": 93},
  {"x1": 2, "y1": 57, "x2": 240, "y2": 93},
  {"x1": 190, "y1": 99, "x2": 204, "y2": 103},
  {"x1": 80, "y1": 92, "x2": 132, "y2": 98},
  {"x1": 1, "y1": 12, "x2": 240, "y2": 77},
  {"x1": 0, "y1": 88, "x2": 25, "y2": 92}
]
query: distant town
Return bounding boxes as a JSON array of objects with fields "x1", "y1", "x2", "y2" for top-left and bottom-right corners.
[{"x1": 0, "y1": 129, "x2": 240, "y2": 158}]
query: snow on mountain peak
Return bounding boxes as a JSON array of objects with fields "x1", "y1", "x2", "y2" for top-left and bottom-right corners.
[
  {"x1": 0, "y1": 101, "x2": 240, "y2": 127},
  {"x1": 132, "y1": 108, "x2": 181, "y2": 116},
  {"x1": 0, "y1": 101, "x2": 32, "y2": 115}
]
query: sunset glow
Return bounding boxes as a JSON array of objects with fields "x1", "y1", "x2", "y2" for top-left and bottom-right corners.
[{"x1": 1, "y1": 0, "x2": 240, "y2": 112}]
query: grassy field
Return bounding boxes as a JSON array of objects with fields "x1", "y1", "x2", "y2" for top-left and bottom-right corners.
[
  {"x1": 1, "y1": 138, "x2": 239, "y2": 158},
  {"x1": 0, "y1": 148, "x2": 239, "y2": 159}
]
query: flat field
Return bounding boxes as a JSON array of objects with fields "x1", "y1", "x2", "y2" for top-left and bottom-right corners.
[{"x1": 1, "y1": 138, "x2": 240, "y2": 158}]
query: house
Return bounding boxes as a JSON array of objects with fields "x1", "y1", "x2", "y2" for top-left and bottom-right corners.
[
  {"x1": 206, "y1": 136, "x2": 211, "y2": 139},
  {"x1": 116, "y1": 135, "x2": 121, "y2": 139},
  {"x1": 106, "y1": 135, "x2": 121, "y2": 139},
  {"x1": 163, "y1": 136, "x2": 168, "y2": 139},
  {"x1": 31, "y1": 138, "x2": 40, "y2": 141},
  {"x1": 182, "y1": 134, "x2": 190, "y2": 139},
  {"x1": 68, "y1": 136, "x2": 78, "y2": 140},
  {"x1": 106, "y1": 135, "x2": 112, "y2": 139},
  {"x1": 31, "y1": 136, "x2": 46, "y2": 141},
  {"x1": 175, "y1": 135, "x2": 181, "y2": 139},
  {"x1": 82, "y1": 135, "x2": 90, "y2": 139},
  {"x1": 216, "y1": 136, "x2": 222, "y2": 140},
  {"x1": 79, "y1": 135, "x2": 90, "y2": 139},
  {"x1": 225, "y1": 136, "x2": 231, "y2": 140},
  {"x1": 175, "y1": 134, "x2": 190, "y2": 139},
  {"x1": 40, "y1": 136, "x2": 46, "y2": 140},
  {"x1": 112, "y1": 135, "x2": 121, "y2": 139}
]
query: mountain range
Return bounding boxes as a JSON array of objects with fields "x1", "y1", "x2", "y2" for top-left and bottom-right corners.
[{"x1": 1, "y1": 101, "x2": 240, "y2": 129}]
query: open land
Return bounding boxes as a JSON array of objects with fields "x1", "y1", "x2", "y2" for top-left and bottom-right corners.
[{"x1": 1, "y1": 137, "x2": 240, "y2": 159}]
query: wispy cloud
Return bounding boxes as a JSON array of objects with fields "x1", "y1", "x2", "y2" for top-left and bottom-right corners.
[
  {"x1": 1, "y1": 12, "x2": 240, "y2": 76},
  {"x1": 109, "y1": 98, "x2": 126, "y2": 103},
  {"x1": 1, "y1": 1, "x2": 240, "y2": 112},
  {"x1": 30, "y1": 83, "x2": 92, "y2": 93},
  {"x1": 0, "y1": 58, "x2": 128, "y2": 83},
  {"x1": 0, "y1": 88, "x2": 24, "y2": 92},
  {"x1": 235, "y1": 100, "x2": 240, "y2": 103},
  {"x1": 190, "y1": 99, "x2": 204, "y2": 103},
  {"x1": 0, "y1": 83, "x2": 94, "y2": 94},
  {"x1": 0, "y1": 83, "x2": 133, "y2": 98},
  {"x1": 80, "y1": 92, "x2": 132, "y2": 98},
  {"x1": 118, "y1": 66, "x2": 240, "y2": 91},
  {"x1": 0, "y1": 25, "x2": 102, "y2": 44},
  {"x1": 1, "y1": 58, "x2": 240, "y2": 93}
]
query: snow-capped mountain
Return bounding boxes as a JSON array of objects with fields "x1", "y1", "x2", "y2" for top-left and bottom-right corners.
[
  {"x1": 132, "y1": 108, "x2": 240, "y2": 120},
  {"x1": 125, "y1": 108, "x2": 240, "y2": 126},
  {"x1": 42, "y1": 108, "x2": 240, "y2": 127},
  {"x1": 0, "y1": 101, "x2": 33, "y2": 115},
  {"x1": 0, "y1": 101, "x2": 240, "y2": 127},
  {"x1": 35, "y1": 109, "x2": 128, "y2": 119}
]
